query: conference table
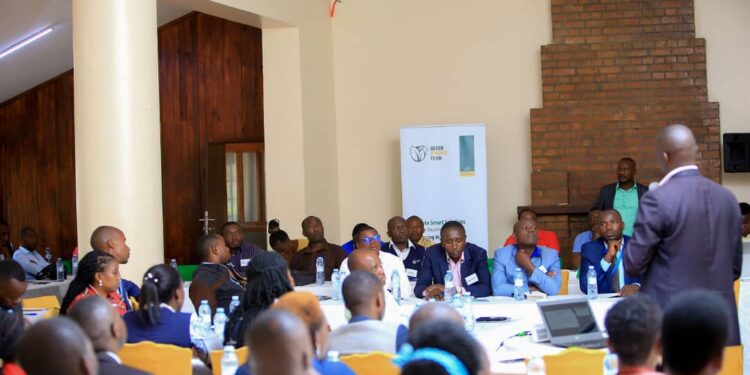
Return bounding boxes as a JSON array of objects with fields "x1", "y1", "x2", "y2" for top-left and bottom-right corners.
[{"x1": 22, "y1": 276, "x2": 73, "y2": 301}]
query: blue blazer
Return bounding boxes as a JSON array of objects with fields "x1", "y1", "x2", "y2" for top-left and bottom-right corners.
[
  {"x1": 492, "y1": 245, "x2": 561, "y2": 296},
  {"x1": 381, "y1": 242, "x2": 426, "y2": 280},
  {"x1": 414, "y1": 243, "x2": 491, "y2": 298},
  {"x1": 580, "y1": 236, "x2": 640, "y2": 294},
  {"x1": 123, "y1": 307, "x2": 192, "y2": 348}
]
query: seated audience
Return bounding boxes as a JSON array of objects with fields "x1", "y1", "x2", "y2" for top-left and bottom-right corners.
[
  {"x1": 0, "y1": 220, "x2": 13, "y2": 261},
  {"x1": 90, "y1": 226, "x2": 140, "y2": 311},
  {"x1": 604, "y1": 296, "x2": 663, "y2": 375},
  {"x1": 592, "y1": 157, "x2": 648, "y2": 237},
  {"x1": 61, "y1": 251, "x2": 125, "y2": 315},
  {"x1": 290, "y1": 216, "x2": 347, "y2": 281},
  {"x1": 571, "y1": 209, "x2": 601, "y2": 268},
  {"x1": 222, "y1": 221, "x2": 265, "y2": 274},
  {"x1": 492, "y1": 218, "x2": 561, "y2": 296},
  {"x1": 340, "y1": 223, "x2": 370, "y2": 255},
  {"x1": 18, "y1": 317, "x2": 98, "y2": 375},
  {"x1": 69, "y1": 296, "x2": 149, "y2": 375},
  {"x1": 271, "y1": 292, "x2": 355, "y2": 375},
  {"x1": 12, "y1": 227, "x2": 50, "y2": 279},
  {"x1": 189, "y1": 233, "x2": 244, "y2": 314},
  {"x1": 0, "y1": 308, "x2": 25, "y2": 375},
  {"x1": 416, "y1": 221, "x2": 492, "y2": 299},
  {"x1": 406, "y1": 215, "x2": 435, "y2": 248},
  {"x1": 244, "y1": 309, "x2": 318, "y2": 375},
  {"x1": 329, "y1": 271, "x2": 407, "y2": 355},
  {"x1": 227, "y1": 251, "x2": 294, "y2": 347},
  {"x1": 381, "y1": 216, "x2": 426, "y2": 281},
  {"x1": 409, "y1": 302, "x2": 464, "y2": 331},
  {"x1": 123, "y1": 264, "x2": 191, "y2": 347},
  {"x1": 0, "y1": 260, "x2": 27, "y2": 313},
  {"x1": 503, "y1": 209, "x2": 560, "y2": 251},
  {"x1": 339, "y1": 225, "x2": 412, "y2": 297},
  {"x1": 396, "y1": 320, "x2": 489, "y2": 375},
  {"x1": 662, "y1": 290, "x2": 731, "y2": 375},
  {"x1": 580, "y1": 210, "x2": 640, "y2": 296},
  {"x1": 268, "y1": 219, "x2": 308, "y2": 251},
  {"x1": 270, "y1": 230, "x2": 295, "y2": 264},
  {"x1": 740, "y1": 202, "x2": 750, "y2": 239},
  {"x1": 347, "y1": 249, "x2": 409, "y2": 325}
]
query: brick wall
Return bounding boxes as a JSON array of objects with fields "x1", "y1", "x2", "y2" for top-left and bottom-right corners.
[{"x1": 529, "y1": 0, "x2": 721, "y2": 267}]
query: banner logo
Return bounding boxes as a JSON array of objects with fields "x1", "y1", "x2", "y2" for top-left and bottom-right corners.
[{"x1": 410, "y1": 145, "x2": 428, "y2": 162}]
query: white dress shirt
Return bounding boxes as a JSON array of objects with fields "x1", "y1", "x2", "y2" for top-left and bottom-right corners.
[
  {"x1": 658, "y1": 165, "x2": 698, "y2": 186},
  {"x1": 340, "y1": 251, "x2": 413, "y2": 298},
  {"x1": 12, "y1": 246, "x2": 50, "y2": 277}
]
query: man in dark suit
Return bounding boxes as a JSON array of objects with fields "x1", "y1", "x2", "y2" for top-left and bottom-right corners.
[
  {"x1": 414, "y1": 221, "x2": 491, "y2": 298},
  {"x1": 189, "y1": 233, "x2": 245, "y2": 315},
  {"x1": 625, "y1": 124, "x2": 743, "y2": 345},
  {"x1": 580, "y1": 210, "x2": 640, "y2": 296},
  {"x1": 593, "y1": 157, "x2": 649, "y2": 238},
  {"x1": 381, "y1": 216, "x2": 426, "y2": 281},
  {"x1": 69, "y1": 296, "x2": 151, "y2": 375}
]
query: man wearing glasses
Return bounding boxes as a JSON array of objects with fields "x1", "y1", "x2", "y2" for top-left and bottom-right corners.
[{"x1": 339, "y1": 225, "x2": 413, "y2": 298}]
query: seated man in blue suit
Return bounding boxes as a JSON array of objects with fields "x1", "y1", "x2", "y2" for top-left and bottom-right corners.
[
  {"x1": 414, "y1": 221, "x2": 491, "y2": 299},
  {"x1": 580, "y1": 209, "x2": 640, "y2": 296},
  {"x1": 381, "y1": 216, "x2": 425, "y2": 281},
  {"x1": 492, "y1": 218, "x2": 561, "y2": 296}
]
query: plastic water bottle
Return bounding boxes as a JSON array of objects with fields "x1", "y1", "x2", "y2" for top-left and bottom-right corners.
[
  {"x1": 44, "y1": 247, "x2": 52, "y2": 263},
  {"x1": 315, "y1": 256, "x2": 325, "y2": 285},
  {"x1": 444, "y1": 270, "x2": 454, "y2": 303},
  {"x1": 214, "y1": 307, "x2": 227, "y2": 340},
  {"x1": 603, "y1": 352, "x2": 618, "y2": 375},
  {"x1": 71, "y1": 253, "x2": 78, "y2": 277},
  {"x1": 331, "y1": 269, "x2": 341, "y2": 300},
  {"x1": 220, "y1": 345, "x2": 239, "y2": 375},
  {"x1": 56, "y1": 258, "x2": 64, "y2": 281},
  {"x1": 327, "y1": 350, "x2": 340, "y2": 362},
  {"x1": 463, "y1": 292, "x2": 475, "y2": 331},
  {"x1": 527, "y1": 355, "x2": 546, "y2": 375},
  {"x1": 513, "y1": 268, "x2": 524, "y2": 301},
  {"x1": 170, "y1": 258, "x2": 178, "y2": 270},
  {"x1": 587, "y1": 266, "x2": 598, "y2": 300},
  {"x1": 228, "y1": 296, "x2": 240, "y2": 316},
  {"x1": 198, "y1": 300, "x2": 212, "y2": 336},
  {"x1": 391, "y1": 270, "x2": 401, "y2": 301}
]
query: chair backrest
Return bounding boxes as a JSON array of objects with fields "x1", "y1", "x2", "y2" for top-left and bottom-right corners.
[
  {"x1": 210, "y1": 347, "x2": 249, "y2": 375},
  {"x1": 177, "y1": 264, "x2": 198, "y2": 282},
  {"x1": 118, "y1": 341, "x2": 192, "y2": 375},
  {"x1": 540, "y1": 347, "x2": 606, "y2": 375},
  {"x1": 733, "y1": 279, "x2": 739, "y2": 307},
  {"x1": 23, "y1": 295, "x2": 61, "y2": 316},
  {"x1": 719, "y1": 345, "x2": 743, "y2": 375},
  {"x1": 558, "y1": 270, "x2": 570, "y2": 295},
  {"x1": 340, "y1": 352, "x2": 399, "y2": 375}
]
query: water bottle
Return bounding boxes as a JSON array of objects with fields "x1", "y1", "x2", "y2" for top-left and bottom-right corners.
[
  {"x1": 603, "y1": 352, "x2": 618, "y2": 375},
  {"x1": 228, "y1": 296, "x2": 240, "y2": 316},
  {"x1": 0, "y1": 254, "x2": 5, "y2": 261},
  {"x1": 527, "y1": 355, "x2": 546, "y2": 375},
  {"x1": 513, "y1": 268, "x2": 524, "y2": 301},
  {"x1": 220, "y1": 345, "x2": 239, "y2": 375},
  {"x1": 170, "y1": 258, "x2": 178, "y2": 270},
  {"x1": 327, "y1": 350, "x2": 340, "y2": 362},
  {"x1": 391, "y1": 270, "x2": 401, "y2": 301},
  {"x1": 214, "y1": 307, "x2": 227, "y2": 340},
  {"x1": 44, "y1": 247, "x2": 52, "y2": 263},
  {"x1": 463, "y1": 292, "x2": 475, "y2": 331},
  {"x1": 71, "y1": 254, "x2": 78, "y2": 277},
  {"x1": 315, "y1": 256, "x2": 325, "y2": 285},
  {"x1": 198, "y1": 300, "x2": 212, "y2": 337},
  {"x1": 56, "y1": 258, "x2": 64, "y2": 281},
  {"x1": 587, "y1": 266, "x2": 598, "y2": 300},
  {"x1": 331, "y1": 269, "x2": 341, "y2": 300},
  {"x1": 444, "y1": 270, "x2": 454, "y2": 303}
]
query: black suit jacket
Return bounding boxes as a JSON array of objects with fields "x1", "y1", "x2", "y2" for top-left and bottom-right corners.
[
  {"x1": 97, "y1": 352, "x2": 152, "y2": 375},
  {"x1": 592, "y1": 182, "x2": 648, "y2": 210}
]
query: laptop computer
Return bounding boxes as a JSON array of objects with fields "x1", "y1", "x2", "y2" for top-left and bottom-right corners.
[{"x1": 536, "y1": 298, "x2": 607, "y2": 349}]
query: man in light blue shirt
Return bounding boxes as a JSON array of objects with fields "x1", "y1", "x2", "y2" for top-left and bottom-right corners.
[
  {"x1": 492, "y1": 219, "x2": 561, "y2": 296},
  {"x1": 12, "y1": 227, "x2": 49, "y2": 279}
]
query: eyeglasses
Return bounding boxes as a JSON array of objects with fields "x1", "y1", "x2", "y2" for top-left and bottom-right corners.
[{"x1": 361, "y1": 234, "x2": 381, "y2": 245}]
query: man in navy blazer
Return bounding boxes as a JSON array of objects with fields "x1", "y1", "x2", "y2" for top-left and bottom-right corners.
[
  {"x1": 414, "y1": 221, "x2": 491, "y2": 298},
  {"x1": 580, "y1": 209, "x2": 640, "y2": 296}
]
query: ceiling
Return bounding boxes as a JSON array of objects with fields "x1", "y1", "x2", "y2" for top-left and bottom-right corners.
[{"x1": 0, "y1": 0, "x2": 191, "y2": 104}]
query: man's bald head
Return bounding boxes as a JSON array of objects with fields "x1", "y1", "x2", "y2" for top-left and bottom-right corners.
[
  {"x1": 90, "y1": 226, "x2": 130, "y2": 264},
  {"x1": 246, "y1": 309, "x2": 315, "y2": 375},
  {"x1": 68, "y1": 296, "x2": 127, "y2": 352},
  {"x1": 347, "y1": 249, "x2": 386, "y2": 285},
  {"x1": 409, "y1": 302, "x2": 465, "y2": 331},
  {"x1": 656, "y1": 124, "x2": 698, "y2": 173},
  {"x1": 19, "y1": 317, "x2": 97, "y2": 375}
]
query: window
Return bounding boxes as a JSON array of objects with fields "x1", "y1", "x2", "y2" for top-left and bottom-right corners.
[{"x1": 225, "y1": 143, "x2": 265, "y2": 228}]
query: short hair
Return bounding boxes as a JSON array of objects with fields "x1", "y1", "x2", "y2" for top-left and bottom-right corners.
[
  {"x1": 600, "y1": 209, "x2": 623, "y2": 221},
  {"x1": 18, "y1": 317, "x2": 94, "y2": 375},
  {"x1": 517, "y1": 208, "x2": 536, "y2": 220},
  {"x1": 342, "y1": 271, "x2": 381, "y2": 313},
  {"x1": 221, "y1": 221, "x2": 241, "y2": 234},
  {"x1": 662, "y1": 290, "x2": 729, "y2": 374},
  {"x1": 0, "y1": 308, "x2": 24, "y2": 362},
  {"x1": 350, "y1": 223, "x2": 371, "y2": 240},
  {"x1": 269, "y1": 230, "x2": 290, "y2": 247},
  {"x1": 439, "y1": 221, "x2": 465, "y2": 235},
  {"x1": 619, "y1": 157, "x2": 637, "y2": 167},
  {"x1": 0, "y1": 260, "x2": 26, "y2": 283},
  {"x1": 195, "y1": 233, "x2": 223, "y2": 261},
  {"x1": 19, "y1": 227, "x2": 35, "y2": 238},
  {"x1": 740, "y1": 202, "x2": 750, "y2": 216},
  {"x1": 404, "y1": 320, "x2": 483, "y2": 375},
  {"x1": 604, "y1": 296, "x2": 662, "y2": 366},
  {"x1": 406, "y1": 215, "x2": 423, "y2": 223}
]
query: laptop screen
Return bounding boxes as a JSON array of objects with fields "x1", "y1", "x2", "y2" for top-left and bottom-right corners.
[{"x1": 539, "y1": 300, "x2": 600, "y2": 337}]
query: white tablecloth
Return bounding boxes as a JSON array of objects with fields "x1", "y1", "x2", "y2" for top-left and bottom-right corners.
[{"x1": 22, "y1": 276, "x2": 73, "y2": 302}]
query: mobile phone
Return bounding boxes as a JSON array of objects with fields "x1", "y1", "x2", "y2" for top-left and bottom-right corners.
[{"x1": 476, "y1": 316, "x2": 509, "y2": 322}]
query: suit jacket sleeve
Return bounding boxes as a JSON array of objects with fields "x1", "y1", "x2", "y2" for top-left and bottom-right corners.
[
  {"x1": 414, "y1": 252, "x2": 434, "y2": 297},
  {"x1": 592, "y1": 186, "x2": 607, "y2": 210},
  {"x1": 624, "y1": 192, "x2": 661, "y2": 277},
  {"x1": 491, "y1": 251, "x2": 514, "y2": 296},
  {"x1": 465, "y1": 249, "x2": 491, "y2": 297},
  {"x1": 528, "y1": 251, "x2": 561, "y2": 295},
  {"x1": 188, "y1": 279, "x2": 216, "y2": 313}
]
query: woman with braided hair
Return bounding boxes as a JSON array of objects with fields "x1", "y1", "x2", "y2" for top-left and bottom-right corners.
[
  {"x1": 60, "y1": 250, "x2": 125, "y2": 315},
  {"x1": 227, "y1": 251, "x2": 294, "y2": 346}
]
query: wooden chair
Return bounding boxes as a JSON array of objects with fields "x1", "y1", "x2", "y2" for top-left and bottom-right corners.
[
  {"x1": 118, "y1": 341, "x2": 192, "y2": 375},
  {"x1": 22, "y1": 295, "x2": 60, "y2": 317},
  {"x1": 719, "y1": 345, "x2": 743, "y2": 375},
  {"x1": 210, "y1": 347, "x2": 249, "y2": 375},
  {"x1": 540, "y1": 347, "x2": 606, "y2": 375},
  {"x1": 340, "y1": 352, "x2": 399, "y2": 375},
  {"x1": 558, "y1": 270, "x2": 570, "y2": 295}
]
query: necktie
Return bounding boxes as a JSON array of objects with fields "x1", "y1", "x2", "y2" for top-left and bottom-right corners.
[{"x1": 611, "y1": 253, "x2": 621, "y2": 293}]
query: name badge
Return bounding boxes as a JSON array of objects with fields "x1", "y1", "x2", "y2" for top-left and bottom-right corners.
[
  {"x1": 465, "y1": 273, "x2": 479, "y2": 285},
  {"x1": 538, "y1": 265, "x2": 547, "y2": 273},
  {"x1": 240, "y1": 259, "x2": 251, "y2": 267},
  {"x1": 407, "y1": 268, "x2": 418, "y2": 278}
]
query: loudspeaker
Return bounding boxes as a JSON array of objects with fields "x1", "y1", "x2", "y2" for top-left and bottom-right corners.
[{"x1": 723, "y1": 133, "x2": 750, "y2": 173}]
